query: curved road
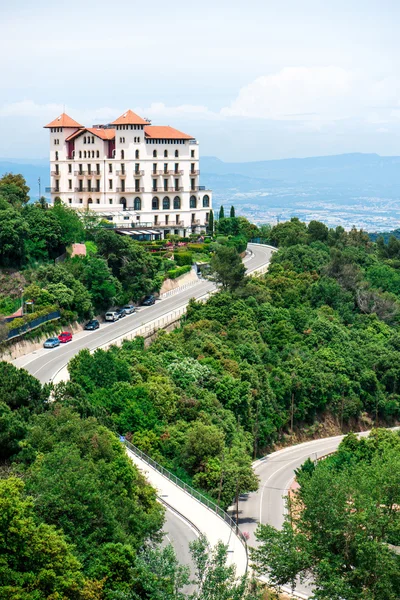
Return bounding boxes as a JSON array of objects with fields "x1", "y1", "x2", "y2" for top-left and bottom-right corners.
[
  {"x1": 12, "y1": 243, "x2": 274, "y2": 575},
  {"x1": 13, "y1": 243, "x2": 274, "y2": 383}
]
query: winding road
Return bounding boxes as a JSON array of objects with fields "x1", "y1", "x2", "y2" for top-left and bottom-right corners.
[{"x1": 13, "y1": 243, "x2": 373, "y2": 597}]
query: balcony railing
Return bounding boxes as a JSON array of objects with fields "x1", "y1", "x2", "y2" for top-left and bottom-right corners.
[
  {"x1": 74, "y1": 187, "x2": 88, "y2": 192},
  {"x1": 173, "y1": 170, "x2": 184, "y2": 175},
  {"x1": 116, "y1": 187, "x2": 143, "y2": 193},
  {"x1": 134, "y1": 170, "x2": 144, "y2": 176},
  {"x1": 116, "y1": 170, "x2": 126, "y2": 177},
  {"x1": 74, "y1": 170, "x2": 86, "y2": 176},
  {"x1": 191, "y1": 219, "x2": 201, "y2": 225},
  {"x1": 190, "y1": 170, "x2": 200, "y2": 175},
  {"x1": 45, "y1": 187, "x2": 59, "y2": 193},
  {"x1": 50, "y1": 170, "x2": 60, "y2": 177},
  {"x1": 151, "y1": 170, "x2": 163, "y2": 176},
  {"x1": 191, "y1": 186, "x2": 208, "y2": 191}
]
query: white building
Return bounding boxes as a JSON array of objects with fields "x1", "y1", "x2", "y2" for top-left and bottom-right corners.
[{"x1": 44, "y1": 110, "x2": 212, "y2": 238}]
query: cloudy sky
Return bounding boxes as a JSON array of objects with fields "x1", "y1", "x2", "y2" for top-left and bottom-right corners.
[{"x1": 1, "y1": 0, "x2": 399, "y2": 161}]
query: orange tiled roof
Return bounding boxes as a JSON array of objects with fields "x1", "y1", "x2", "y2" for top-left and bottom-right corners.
[
  {"x1": 144, "y1": 125, "x2": 194, "y2": 140},
  {"x1": 65, "y1": 127, "x2": 116, "y2": 142},
  {"x1": 110, "y1": 109, "x2": 149, "y2": 126},
  {"x1": 44, "y1": 113, "x2": 83, "y2": 128}
]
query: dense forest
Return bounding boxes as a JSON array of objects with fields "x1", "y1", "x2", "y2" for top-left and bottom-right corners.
[
  {"x1": 253, "y1": 428, "x2": 400, "y2": 599},
  {"x1": 1, "y1": 173, "x2": 400, "y2": 598}
]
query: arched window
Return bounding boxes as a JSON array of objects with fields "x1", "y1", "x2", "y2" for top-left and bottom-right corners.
[
  {"x1": 164, "y1": 149, "x2": 168, "y2": 157},
  {"x1": 175, "y1": 149, "x2": 179, "y2": 158},
  {"x1": 92, "y1": 151, "x2": 95, "y2": 158},
  {"x1": 203, "y1": 194, "x2": 210, "y2": 207},
  {"x1": 134, "y1": 197, "x2": 141, "y2": 210},
  {"x1": 153, "y1": 149, "x2": 157, "y2": 158},
  {"x1": 96, "y1": 150, "x2": 100, "y2": 158},
  {"x1": 190, "y1": 195, "x2": 197, "y2": 208},
  {"x1": 135, "y1": 149, "x2": 139, "y2": 159},
  {"x1": 163, "y1": 197, "x2": 170, "y2": 210},
  {"x1": 79, "y1": 151, "x2": 82, "y2": 158},
  {"x1": 55, "y1": 151, "x2": 59, "y2": 161},
  {"x1": 84, "y1": 151, "x2": 87, "y2": 158},
  {"x1": 152, "y1": 196, "x2": 159, "y2": 210},
  {"x1": 83, "y1": 136, "x2": 86, "y2": 144},
  {"x1": 173, "y1": 196, "x2": 181, "y2": 209},
  {"x1": 121, "y1": 150, "x2": 124, "y2": 159},
  {"x1": 88, "y1": 198, "x2": 93, "y2": 204},
  {"x1": 120, "y1": 197, "x2": 126, "y2": 210}
]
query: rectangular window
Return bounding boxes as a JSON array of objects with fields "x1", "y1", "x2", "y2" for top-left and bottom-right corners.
[
  {"x1": 96, "y1": 180, "x2": 100, "y2": 192},
  {"x1": 153, "y1": 163, "x2": 157, "y2": 174},
  {"x1": 154, "y1": 215, "x2": 158, "y2": 225},
  {"x1": 174, "y1": 178, "x2": 179, "y2": 191},
  {"x1": 55, "y1": 164, "x2": 59, "y2": 175},
  {"x1": 121, "y1": 180, "x2": 125, "y2": 192},
  {"x1": 135, "y1": 163, "x2": 140, "y2": 174},
  {"x1": 79, "y1": 198, "x2": 83, "y2": 204},
  {"x1": 191, "y1": 150, "x2": 195, "y2": 158},
  {"x1": 88, "y1": 181, "x2": 92, "y2": 192},
  {"x1": 109, "y1": 164, "x2": 112, "y2": 173},
  {"x1": 109, "y1": 179, "x2": 113, "y2": 190},
  {"x1": 174, "y1": 163, "x2": 179, "y2": 173},
  {"x1": 96, "y1": 164, "x2": 100, "y2": 174},
  {"x1": 109, "y1": 198, "x2": 113, "y2": 204},
  {"x1": 192, "y1": 213, "x2": 196, "y2": 223},
  {"x1": 96, "y1": 199, "x2": 100, "y2": 204},
  {"x1": 164, "y1": 163, "x2": 168, "y2": 174},
  {"x1": 68, "y1": 198, "x2": 72, "y2": 204},
  {"x1": 79, "y1": 180, "x2": 83, "y2": 192},
  {"x1": 163, "y1": 179, "x2": 168, "y2": 192},
  {"x1": 121, "y1": 163, "x2": 125, "y2": 174},
  {"x1": 87, "y1": 164, "x2": 91, "y2": 174},
  {"x1": 191, "y1": 178, "x2": 195, "y2": 191},
  {"x1": 165, "y1": 215, "x2": 169, "y2": 225},
  {"x1": 55, "y1": 181, "x2": 59, "y2": 192},
  {"x1": 153, "y1": 179, "x2": 157, "y2": 191},
  {"x1": 176, "y1": 214, "x2": 180, "y2": 224},
  {"x1": 79, "y1": 164, "x2": 83, "y2": 175},
  {"x1": 191, "y1": 163, "x2": 195, "y2": 173},
  {"x1": 68, "y1": 164, "x2": 72, "y2": 173},
  {"x1": 135, "y1": 180, "x2": 140, "y2": 192},
  {"x1": 68, "y1": 179, "x2": 72, "y2": 190}
]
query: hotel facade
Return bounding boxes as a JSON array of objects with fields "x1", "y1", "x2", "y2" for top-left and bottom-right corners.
[{"x1": 45, "y1": 110, "x2": 212, "y2": 237}]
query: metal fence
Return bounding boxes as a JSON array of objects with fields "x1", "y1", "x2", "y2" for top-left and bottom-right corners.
[
  {"x1": 7, "y1": 310, "x2": 61, "y2": 340},
  {"x1": 123, "y1": 439, "x2": 248, "y2": 565}
]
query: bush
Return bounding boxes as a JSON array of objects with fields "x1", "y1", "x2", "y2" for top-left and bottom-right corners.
[
  {"x1": 166, "y1": 265, "x2": 192, "y2": 279},
  {"x1": 174, "y1": 252, "x2": 193, "y2": 266}
]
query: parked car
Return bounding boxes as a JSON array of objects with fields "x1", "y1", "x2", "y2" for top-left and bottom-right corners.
[
  {"x1": 105, "y1": 311, "x2": 120, "y2": 322},
  {"x1": 116, "y1": 308, "x2": 127, "y2": 319},
  {"x1": 123, "y1": 304, "x2": 136, "y2": 314},
  {"x1": 43, "y1": 337, "x2": 60, "y2": 349},
  {"x1": 142, "y1": 295, "x2": 156, "y2": 306},
  {"x1": 84, "y1": 319, "x2": 100, "y2": 331},
  {"x1": 58, "y1": 331, "x2": 73, "y2": 343}
]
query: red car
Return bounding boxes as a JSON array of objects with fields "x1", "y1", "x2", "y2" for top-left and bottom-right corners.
[{"x1": 58, "y1": 331, "x2": 73, "y2": 343}]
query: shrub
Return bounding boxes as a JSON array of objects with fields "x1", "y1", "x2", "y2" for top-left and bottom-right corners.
[
  {"x1": 166, "y1": 265, "x2": 192, "y2": 279},
  {"x1": 174, "y1": 252, "x2": 193, "y2": 266}
]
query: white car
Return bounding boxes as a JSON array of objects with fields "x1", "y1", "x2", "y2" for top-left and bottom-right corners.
[
  {"x1": 123, "y1": 305, "x2": 136, "y2": 314},
  {"x1": 105, "y1": 311, "x2": 120, "y2": 322}
]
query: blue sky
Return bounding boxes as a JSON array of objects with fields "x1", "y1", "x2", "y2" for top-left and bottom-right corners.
[{"x1": 1, "y1": 0, "x2": 399, "y2": 161}]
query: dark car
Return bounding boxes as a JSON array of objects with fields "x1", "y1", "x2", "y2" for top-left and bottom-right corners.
[
  {"x1": 58, "y1": 331, "x2": 73, "y2": 343},
  {"x1": 84, "y1": 319, "x2": 100, "y2": 331},
  {"x1": 142, "y1": 295, "x2": 156, "y2": 306},
  {"x1": 116, "y1": 308, "x2": 127, "y2": 318}
]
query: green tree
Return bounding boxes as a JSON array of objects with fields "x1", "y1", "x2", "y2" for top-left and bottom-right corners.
[
  {"x1": 219, "y1": 206, "x2": 225, "y2": 219},
  {"x1": 0, "y1": 477, "x2": 102, "y2": 599},
  {"x1": 230, "y1": 205, "x2": 235, "y2": 218},
  {"x1": 209, "y1": 245, "x2": 246, "y2": 291},
  {"x1": 307, "y1": 220, "x2": 329, "y2": 242},
  {"x1": 0, "y1": 172, "x2": 30, "y2": 207},
  {"x1": 53, "y1": 202, "x2": 85, "y2": 246},
  {"x1": 208, "y1": 209, "x2": 214, "y2": 236},
  {"x1": 0, "y1": 206, "x2": 28, "y2": 266}
]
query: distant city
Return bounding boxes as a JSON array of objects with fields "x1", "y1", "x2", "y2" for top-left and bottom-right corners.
[{"x1": 2, "y1": 152, "x2": 400, "y2": 232}]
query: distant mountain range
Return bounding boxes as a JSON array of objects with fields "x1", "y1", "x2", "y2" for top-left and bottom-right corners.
[{"x1": 1, "y1": 153, "x2": 400, "y2": 231}]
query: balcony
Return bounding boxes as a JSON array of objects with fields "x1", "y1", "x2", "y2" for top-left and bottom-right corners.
[
  {"x1": 74, "y1": 187, "x2": 88, "y2": 192},
  {"x1": 50, "y1": 170, "x2": 61, "y2": 177},
  {"x1": 116, "y1": 170, "x2": 126, "y2": 177},
  {"x1": 155, "y1": 220, "x2": 185, "y2": 227},
  {"x1": 151, "y1": 170, "x2": 163, "y2": 176},
  {"x1": 191, "y1": 186, "x2": 208, "y2": 192},
  {"x1": 116, "y1": 187, "x2": 143, "y2": 193},
  {"x1": 74, "y1": 170, "x2": 86, "y2": 176},
  {"x1": 45, "y1": 187, "x2": 59, "y2": 193},
  {"x1": 173, "y1": 170, "x2": 184, "y2": 175},
  {"x1": 134, "y1": 170, "x2": 144, "y2": 176},
  {"x1": 191, "y1": 219, "x2": 201, "y2": 225},
  {"x1": 190, "y1": 170, "x2": 200, "y2": 176}
]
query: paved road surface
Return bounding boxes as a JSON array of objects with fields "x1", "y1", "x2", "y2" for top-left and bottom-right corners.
[{"x1": 14, "y1": 243, "x2": 274, "y2": 384}]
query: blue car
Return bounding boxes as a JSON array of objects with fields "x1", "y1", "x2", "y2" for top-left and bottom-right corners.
[{"x1": 43, "y1": 337, "x2": 60, "y2": 349}]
